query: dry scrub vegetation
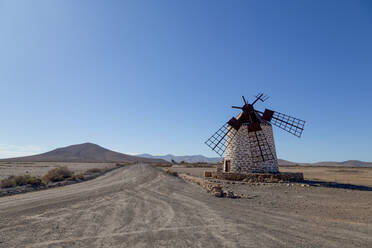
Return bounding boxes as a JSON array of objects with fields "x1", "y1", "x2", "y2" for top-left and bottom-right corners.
[
  {"x1": 165, "y1": 169, "x2": 179, "y2": 177},
  {"x1": 86, "y1": 168, "x2": 102, "y2": 173},
  {"x1": 0, "y1": 162, "x2": 136, "y2": 191},
  {"x1": 1, "y1": 175, "x2": 43, "y2": 188},
  {"x1": 1, "y1": 166, "x2": 95, "y2": 189},
  {"x1": 42, "y1": 167, "x2": 74, "y2": 183},
  {"x1": 115, "y1": 162, "x2": 132, "y2": 167},
  {"x1": 175, "y1": 161, "x2": 218, "y2": 168}
]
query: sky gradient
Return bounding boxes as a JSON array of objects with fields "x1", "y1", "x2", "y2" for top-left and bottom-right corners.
[{"x1": 1, "y1": 0, "x2": 371, "y2": 162}]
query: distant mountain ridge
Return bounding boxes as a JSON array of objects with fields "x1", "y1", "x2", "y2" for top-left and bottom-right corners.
[
  {"x1": 0, "y1": 143, "x2": 167, "y2": 163},
  {"x1": 279, "y1": 159, "x2": 372, "y2": 167},
  {"x1": 1, "y1": 143, "x2": 370, "y2": 167},
  {"x1": 137, "y1": 154, "x2": 222, "y2": 163},
  {"x1": 277, "y1": 159, "x2": 372, "y2": 167},
  {"x1": 138, "y1": 154, "x2": 294, "y2": 165},
  {"x1": 310, "y1": 160, "x2": 372, "y2": 167},
  {"x1": 138, "y1": 154, "x2": 372, "y2": 167}
]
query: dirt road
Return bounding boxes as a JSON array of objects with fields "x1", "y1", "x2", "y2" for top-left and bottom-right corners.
[{"x1": 0, "y1": 164, "x2": 371, "y2": 248}]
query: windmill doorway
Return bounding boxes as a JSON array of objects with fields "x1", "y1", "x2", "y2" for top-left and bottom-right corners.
[{"x1": 224, "y1": 160, "x2": 231, "y2": 172}]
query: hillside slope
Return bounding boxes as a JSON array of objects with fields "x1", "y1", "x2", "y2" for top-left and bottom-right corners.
[{"x1": 0, "y1": 143, "x2": 167, "y2": 163}]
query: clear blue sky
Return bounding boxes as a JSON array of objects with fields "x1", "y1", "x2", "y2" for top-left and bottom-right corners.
[{"x1": 1, "y1": 0, "x2": 371, "y2": 162}]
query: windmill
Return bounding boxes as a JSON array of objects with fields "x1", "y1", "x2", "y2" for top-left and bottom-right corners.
[{"x1": 205, "y1": 93, "x2": 305, "y2": 174}]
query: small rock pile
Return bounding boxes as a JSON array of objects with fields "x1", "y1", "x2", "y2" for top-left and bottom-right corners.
[{"x1": 178, "y1": 174, "x2": 251, "y2": 199}]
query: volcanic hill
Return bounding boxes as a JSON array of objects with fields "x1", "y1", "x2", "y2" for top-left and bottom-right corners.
[{"x1": 0, "y1": 143, "x2": 168, "y2": 163}]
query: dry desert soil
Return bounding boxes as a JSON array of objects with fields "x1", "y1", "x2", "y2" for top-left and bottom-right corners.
[
  {"x1": 0, "y1": 163, "x2": 371, "y2": 248},
  {"x1": 0, "y1": 162, "x2": 117, "y2": 181}
]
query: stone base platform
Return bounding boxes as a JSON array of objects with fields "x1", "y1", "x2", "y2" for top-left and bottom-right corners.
[{"x1": 204, "y1": 171, "x2": 303, "y2": 183}]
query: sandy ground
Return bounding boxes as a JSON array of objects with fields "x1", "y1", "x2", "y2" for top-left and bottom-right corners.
[
  {"x1": 169, "y1": 165, "x2": 372, "y2": 187},
  {"x1": 280, "y1": 165, "x2": 372, "y2": 187},
  {"x1": 0, "y1": 162, "x2": 116, "y2": 180},
  {"x1": 0, "y1": 163, "x2": 371, "y2": 248}
]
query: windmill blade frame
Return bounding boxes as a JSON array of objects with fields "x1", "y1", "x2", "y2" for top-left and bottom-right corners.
[
  {"x1": 271, "y1": 111, "x2": 305, "y2": 138},
  {"x1": 247, "y1": 128, "x2": 275, "y2": 163},
  {"x1": 205, "y1": 123, "x2": 239, "y2": 157},
  {"x1": 258, "y1": 109, "x2": 305, "y2": 137}
]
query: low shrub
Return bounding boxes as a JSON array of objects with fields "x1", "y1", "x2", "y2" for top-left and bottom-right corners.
[
  {"x1": 71, "y1": 173, "x2": 84, "y2": 181},
  {"x1": 14, "y1": 175, "x2": 28, "y2": 186},
  {"x1": 115, "y1": 163, "x2": 130, "y2": 167},
  {"x1": 0, "y1": 175, "x2": 44, "y2": 188},
  {"x1": 165, "y1": 169, "x2": 178, "y2": 177},
  {"x1": 42, "y1": 167, "x2": 73, "y2": 183},
  {"x1": 172, "y1": 161, "x2": 218, "y2": 168},
  {"x1": 1, "y1": 176, "x2": 17, "y2": 188},
  {"x1": 188, "y1": 163, "x2": 216, "y2": 168},
  {"x1": 153, "y1": 163, "x2": 172, "y2": 168},
  {"x1": 75, "y1": 173, "x2": 84, "y2": 180},
  {"x1": 87, "y1": 168, "x2": 102, "y2": 173},
  {"x1": 26, "y1": 176, "x2": 43, "y2": 187}
]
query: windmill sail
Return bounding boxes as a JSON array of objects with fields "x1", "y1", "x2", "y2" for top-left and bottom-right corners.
[
  {"x1": 271, "y1": 111, "x2": 305, "y2": 137},
  {"x1": 205, "y1": 123, "x2": 239, "y2": 157},
  {"x1": 248, "y1": 130, "x2": 275, "y2": 163},
  {"x1": 259, "y1": 109, "x2": 305, "y2": 138}
]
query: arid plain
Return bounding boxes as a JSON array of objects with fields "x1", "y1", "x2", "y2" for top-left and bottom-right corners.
[
  {"x1": 0, "y1": 162, "x2": 116, "y2": 181},
  {"x1": 0, "y1": 162, "x2": 371, "y2": 248}
]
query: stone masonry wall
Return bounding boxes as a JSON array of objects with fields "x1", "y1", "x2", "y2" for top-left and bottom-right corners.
[
  {"x1": 206, "y1": 171, "x2": 304, "y2": 182},
  {"x1": 224, "y1": 122, "x2": 279, "y2": 173}
]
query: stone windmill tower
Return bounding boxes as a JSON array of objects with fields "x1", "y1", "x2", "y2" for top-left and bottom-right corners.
[{"x1": 205, "y1": 93, "x2": 305, "y2": 174}]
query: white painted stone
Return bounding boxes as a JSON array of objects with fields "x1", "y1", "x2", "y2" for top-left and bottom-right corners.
[{"x1": 224, "y1": 122, "x2": 279, "y2": 173}]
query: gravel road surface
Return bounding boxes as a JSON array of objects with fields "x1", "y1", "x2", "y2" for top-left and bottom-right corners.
[{"x1": 0, "y1": 164, "x2": 371, "y2": 248}]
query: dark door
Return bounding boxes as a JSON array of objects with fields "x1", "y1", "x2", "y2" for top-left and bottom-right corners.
[{"x1": 225, "y1": 160, "x2": 231, "y2": 172}]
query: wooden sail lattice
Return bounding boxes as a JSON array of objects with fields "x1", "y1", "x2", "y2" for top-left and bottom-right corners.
[
  {"x1": 248, "y1": 130, "x2": 275, "y2": 163},
  {"x1": 205, "y1": 123, "x2": 238, "y2": 157},
  {"x1": 270, "y1": 111, "x2": 305, "y2": 138}
]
